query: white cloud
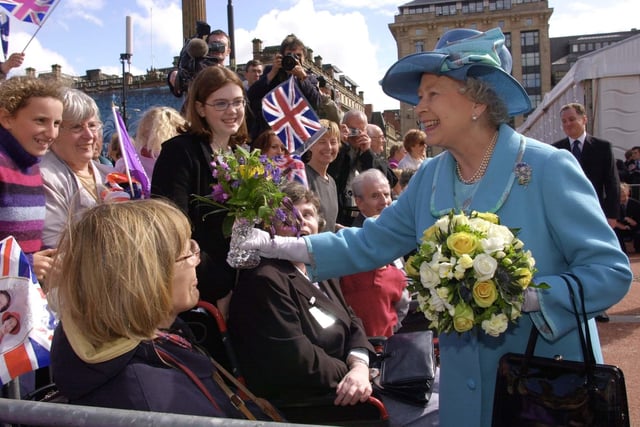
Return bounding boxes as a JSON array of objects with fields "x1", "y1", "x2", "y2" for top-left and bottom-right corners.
[
  {"x1": 234, "y1": 0, "x2": 399, "y2": 111},
  {"x1": 549, "y1": 0, "x2": 639, "y2": 37}
]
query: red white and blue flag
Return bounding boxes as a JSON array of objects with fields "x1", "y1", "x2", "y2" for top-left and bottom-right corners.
[
  {"x1": 0, "y1": 0, "x2": 55, "y2": 26},
  {"x1": 262, "y1": 76, "x2": 326, "y2": 155},
  {"x1": 0, "y1": 12, "x2": 9, "y2": 60},
  {"x1": 0, "y1": 236, "x2": 56, "y2": 385},
  {"x1": 273, "y1": 154, "x2": 308, "y2": 188}
]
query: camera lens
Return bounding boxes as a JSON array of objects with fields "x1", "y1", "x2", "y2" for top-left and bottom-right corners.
[
  {"x1": 208, "y1": 42, "x2": 226, "y2": 54},
  {"x1": 281, "y1": 54, "x2": 298, "y2": 71}
]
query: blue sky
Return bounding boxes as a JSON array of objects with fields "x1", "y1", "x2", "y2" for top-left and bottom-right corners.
[{"x1": 3, "y1": 0, "x2": 639, "y2": 111}]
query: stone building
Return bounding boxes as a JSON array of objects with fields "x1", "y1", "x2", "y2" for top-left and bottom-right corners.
[{"x1": 388, "y1": 0, "x2": 553, "y2": 136}]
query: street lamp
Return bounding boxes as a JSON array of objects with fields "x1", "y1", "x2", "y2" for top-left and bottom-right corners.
[{"x1": 120, "y1": 16, "x2": 133, "y2": 127}]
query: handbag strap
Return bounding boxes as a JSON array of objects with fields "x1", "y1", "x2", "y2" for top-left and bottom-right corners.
[
  {"x1": 524, "y1": 274, "x2": 597, "y2": 380},
  {"x1": 155, "y1": 347, "x2": 223, "y2": 413}
]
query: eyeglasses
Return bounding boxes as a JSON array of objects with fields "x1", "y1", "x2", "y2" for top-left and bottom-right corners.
[
  {"x1": 60, "y1": 122, "x2": 103, "y2": 135},
  {"x1": 175, "y1": 239, "x2": 201, "y2": 266},
  {"x1": 203, "y1": 98, "x2": 246, "y2": 111}
]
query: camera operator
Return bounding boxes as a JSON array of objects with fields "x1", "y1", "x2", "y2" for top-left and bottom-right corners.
[
  {"x1": 168, "y1": 24, "x2": 231, "y2": 98},
  {"x1": 247, "y1": 34, "x2": 321, "y2": 141}
]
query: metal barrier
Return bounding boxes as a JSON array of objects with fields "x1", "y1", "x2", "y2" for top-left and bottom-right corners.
[{"x1": 0, "y1": 398, "x2": 321, "y2": 427}]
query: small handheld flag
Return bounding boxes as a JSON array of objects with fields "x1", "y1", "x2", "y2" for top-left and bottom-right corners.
[
  {"x1": 262, "y1": 76, "x2": 326, "y2": 155},
  {"x1": 112, "y1": 106, "x2": 150, "y2": 199},
  {"x1": 0, "y1": 0, "x2": 55, "y2": 26},
  {"x1": 0, "y1": 12, "x2": 8, "y2": 60},
  {"x1": 0, "y1": 236, "x2": 56, "y2": 385}
]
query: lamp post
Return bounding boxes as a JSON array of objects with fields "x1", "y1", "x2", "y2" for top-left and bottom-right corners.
[
  {"x1": 227, "y1": 0, "x2": 236, "y2": 71},
  {"x1": 120, "y1": 16, "x2": 133, "y2": 127}
]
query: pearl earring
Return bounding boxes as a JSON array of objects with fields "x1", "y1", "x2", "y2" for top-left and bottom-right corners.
[{"x1": 472, "y1": 115, "x2": 477, "y2": 121}]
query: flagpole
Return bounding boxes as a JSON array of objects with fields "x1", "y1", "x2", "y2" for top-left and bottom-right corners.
[{"x1": 21, "y1": 0, "x2": 61, "y2": 53}]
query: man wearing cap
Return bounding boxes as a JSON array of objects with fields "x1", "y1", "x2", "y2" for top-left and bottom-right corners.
[{"x1": 240, "y1": 27, "x2": 630, "y2": 426}]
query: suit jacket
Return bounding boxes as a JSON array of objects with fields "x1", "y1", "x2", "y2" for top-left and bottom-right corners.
[
  {"x1": 553, "y1": 135, "x2": 620, "y2": 218},
  {"x1": 306, "y1": 124, "x2": 631, "y2": 426},
  {"x1": 151, "y1": 134, "x2": 235, "y2": 303},
  {"x1": 227, "y1": 258, "x2": 373, "y2": 400}
]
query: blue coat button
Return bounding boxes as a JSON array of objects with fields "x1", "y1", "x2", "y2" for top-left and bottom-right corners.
[{"x1": 467, "y1": 378, "x2": 476, "y2": 390}]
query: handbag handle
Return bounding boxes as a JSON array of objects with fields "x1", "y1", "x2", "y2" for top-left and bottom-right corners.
[{"x1": 523, "y1": 274, "x2": 597, "y2": 381}]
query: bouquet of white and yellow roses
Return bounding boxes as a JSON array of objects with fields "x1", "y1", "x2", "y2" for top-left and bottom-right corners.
[{"x1": 405, "y1": 210, "x2": 547, "y2": 336}]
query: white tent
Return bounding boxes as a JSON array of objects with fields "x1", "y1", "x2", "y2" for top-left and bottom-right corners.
[{"x1": 518, "y1": 33, "x2": 640, "y2": 159}]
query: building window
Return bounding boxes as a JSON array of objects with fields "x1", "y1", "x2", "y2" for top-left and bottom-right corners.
[
  {"x1": 435, "y1": 3, "x2": 457, "y2": 16},
  {"x1": 462, "y1": 1, "x2": 483, "y2": 13},
  {"x1": 415, "y1": 41, "x2": 424, "y2": 53},
  {"x1": 571, "y1": 44, "x2": 579, "y2": 53},
  {"x1": 522, "y1": 72, "x2": 541, "y2": 88},
  {"x1": 489, "y1": 0, "x2": 512, "y2": 11},
  {"x1": 415, "y1": 29, "x2": 423, "y2": 36},
  {"x1": 504, "y1": 32, "x2": 511, "y2": 49},
  {"x1": 521, "y1": 30, "x2": 539, "y2": 48}
]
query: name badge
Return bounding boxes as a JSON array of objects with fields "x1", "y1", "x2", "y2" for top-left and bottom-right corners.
[{"x1": 309, "y1": 306, "x2": 336, "y2": 329}]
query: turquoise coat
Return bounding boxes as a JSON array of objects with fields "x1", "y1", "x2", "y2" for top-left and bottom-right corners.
[{"x1": 305, "y1": 124, "x2": 631, "y2": 427}]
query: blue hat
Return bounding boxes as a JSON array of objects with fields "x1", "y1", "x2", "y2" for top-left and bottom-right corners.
[{"x1": 380, "y1": 28, "x2": 532, "y2": 117}]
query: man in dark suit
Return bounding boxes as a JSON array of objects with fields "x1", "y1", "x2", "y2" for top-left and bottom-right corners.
[
  {"x1": 553, "y1": 102, "x2": 620, "y2": 322},
  {"x1": 553, "y1": 102, "x2": 620, "y2": 223},
  {"x1": 613, "y1": 182, "x2": 640, "y2": 254}
]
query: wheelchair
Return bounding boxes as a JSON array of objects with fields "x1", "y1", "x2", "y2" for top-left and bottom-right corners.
[{"x1": 179, "y1": 300, "x2": 391, "y2": 426}]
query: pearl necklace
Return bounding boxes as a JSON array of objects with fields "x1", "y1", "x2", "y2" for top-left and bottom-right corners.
[{"x1": 456, "y1": 132, "x2": 498, "y2": 185}]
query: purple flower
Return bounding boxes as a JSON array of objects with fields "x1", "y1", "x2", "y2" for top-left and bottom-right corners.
[
  {"x1": 211, "y1": 184, "x2": 229, "y2": 202},
  {"x1": 231, "y1": 180, "x2": 240, "y2": 188}
]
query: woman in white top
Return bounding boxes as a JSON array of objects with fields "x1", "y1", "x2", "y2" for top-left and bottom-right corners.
[{"x1": 397, "y1": 128, "x2": 427, "y2": 170}]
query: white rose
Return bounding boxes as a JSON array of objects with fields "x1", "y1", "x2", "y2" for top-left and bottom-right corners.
[
  {"x1": 454, "y1": 264, "x2": 466, "y2": 280},
  {"x1": 420, "y1": 262, "x2": 441, "y2": 289},
  {"x1": 480, "y1": 237, "x2": 506, "y2": 254},
  {"x1": 513, "y1": 239, "x2": 524, "y2": 250},
  {"x1": 469, "y1": 217, "x2": 491, "y2": 234},
  {"x1": 481, "y1": 313, "x2": 509, "y2": 337},
  {"x1": 458, "y1": 253, "x2": 474, "y2": 269},
  {"x1": 435, "y1": 216, "x2": 450, "y2": 233},
  {"x1": 473, "y1": 253, "x2": 498, "y2": 281},
  {"x1": 451, "y1": 213, "x2": 470, "y2": 229},
  {"x1": 487, "y1": 223, "x2": 514, "y2": 246}
]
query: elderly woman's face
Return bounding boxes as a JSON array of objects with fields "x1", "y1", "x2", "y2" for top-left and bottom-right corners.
[
  {"x1": 53, "y1": 115, "x2": 101, "y2": 170},
  {"x1": 414, "y1": 74, "x2": 477, "y2": 148}
]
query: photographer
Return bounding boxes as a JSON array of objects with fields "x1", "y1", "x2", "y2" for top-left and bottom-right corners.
[
  {"x1": 247, "y1": 34, "x2": 321, "y2": 140},
  {"x1": 168, "y1": 23, "x2": 231, "y2": 98}
]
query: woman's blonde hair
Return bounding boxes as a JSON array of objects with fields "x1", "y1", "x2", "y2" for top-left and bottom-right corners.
[
  {"x1": 48, "y1": 199, "x2": 191, "y2": 346},
  {"x1": 319, "y1": 119, "x2": 340, "y2": 139},
  {"x1": 135, "y1": 106, "x2": 185, "y2": 158}
]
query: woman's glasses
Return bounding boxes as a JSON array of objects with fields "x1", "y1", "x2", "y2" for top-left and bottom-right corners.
[
  {"x1": 175, "y1": 239, "x2": 201, "y2": 266},
  {"x1": 203, "y1": 98, "x2": 246, "y2": 111}
]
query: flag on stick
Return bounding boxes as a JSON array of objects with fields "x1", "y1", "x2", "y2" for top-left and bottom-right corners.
[
  {"x1": 273, "y1": 154, "x2": 308, "y2": 188},
  {"x1": 112, "y1": 105, "x2": 150, "y2": 198},
  {"x1": 0, "y1": 12, "x2": 8, "y2": 60},
  {"x1": 262, "y1": 76, "x2": 326, "y2": 155},
  {"x1": 0, "y1": 236, "x2": 56, "y2": 385},
  {"x1": 0, "y1": 0, "x2": 55, "y2": 26}
]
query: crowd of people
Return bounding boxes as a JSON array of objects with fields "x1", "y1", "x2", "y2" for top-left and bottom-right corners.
[{"x1": 0, "y1": 25, "x2": 632, "y2": 427}]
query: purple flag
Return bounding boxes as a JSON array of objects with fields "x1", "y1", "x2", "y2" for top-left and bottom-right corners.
[
  {"x1": 262, "y1": 76, "x2": 326, "y2": 155},
  {"x1": 112, "y1": 106, "x2": 150, "y2": 198},
  {"x1": 0, "y1": 12, "x2": 8, "y2": 60}
]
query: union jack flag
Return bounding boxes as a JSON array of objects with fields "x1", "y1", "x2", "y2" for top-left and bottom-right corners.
[
  {"x1": 273, "y1": 154, "x2": 308, "y2": 188},
  {"x1": 0, "y1": 0, "x2": 55, "y2": 26},
  {"x1": 0, "y1": 236, "x2": 56, "y2": 385},
  {"x1": 262, "y1": 76, "x2": 326, "y2": 155}
]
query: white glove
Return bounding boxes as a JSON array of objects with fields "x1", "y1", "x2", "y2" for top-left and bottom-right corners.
[{"x1": 240, "y1": 228, "x2": 311, "y2": 264}]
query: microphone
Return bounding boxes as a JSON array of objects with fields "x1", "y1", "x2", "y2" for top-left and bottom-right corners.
[{"x1": 186, "y1": 38, "x2": 209, "y2": 59}]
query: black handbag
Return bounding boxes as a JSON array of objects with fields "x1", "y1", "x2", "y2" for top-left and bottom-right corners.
[
  {"x1": 373, "y1": 330, "x2": 436, "y2": 406},
  {"x1": 492, "y1": 273, "x2": 630, "y2": 427}
]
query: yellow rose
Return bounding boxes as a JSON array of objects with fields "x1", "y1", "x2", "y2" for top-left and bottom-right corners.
[
  {"x1": 458, "y1": 253, "x2": 474, "y2": 269},
  {"x1": 473, "y1": 211, "x2": 500, "y2": 224},
  {"x1": 422, "y1": 225, "x2": 439, "y2": 241},
  {"x1": 446, "y1": 232, "x2": 478, "y2": 256},
  {"x1": 472, "y1": 280, "x2": 498, "y2": 308},
  {"x1": 453, "y1": 303, "x2": 474, "y2": 333},
  {"x1": 515, "y1": 268, "x2": 533, "y2": 289},
  {"x1": 405, "y1": 256, "x2": 419, "y2": 277}
]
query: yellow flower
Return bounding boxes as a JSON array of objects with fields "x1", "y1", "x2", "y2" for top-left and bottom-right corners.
[
  {"x1": 422, "y1": 224, "x2": 439, "y2": 241},
  {"x1": 446, "y1": 231, "x2": 478, "y2": 256},
  {"x1": 405, "y1": 255, "x2": 419, "y2": 277},
  {"x1": 238, "y1": 164, "x2": 264, "y2": 180},
  {"x1": 458, "y1": 253, "x2": 474, "y2": 269},
  {"x1": 473, "y1": 211, "x2": 499, "y2": 224},
  {"x1": 515, "y1": 268, "x2": 533, "y2": 289},
  {"x1": 453, "y1": 303, "x2": 474, "y2": 333},
  {"x1": 472, "y1": 280, "x2": 498, "y2": 308}
]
